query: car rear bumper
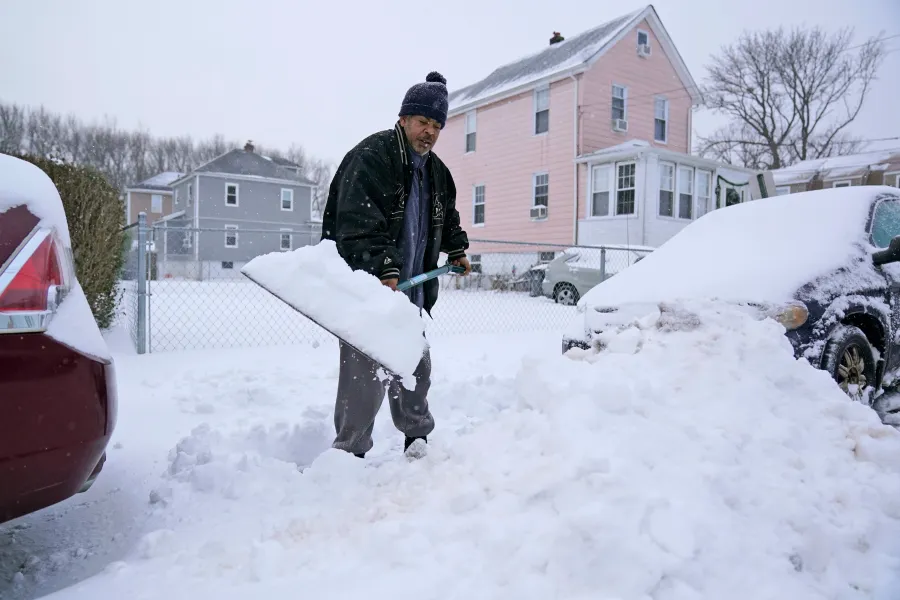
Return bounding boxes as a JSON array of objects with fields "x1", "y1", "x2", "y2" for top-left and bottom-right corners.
[{"x1": 0, "y1": 335, "x2": 117, "y2": 524}]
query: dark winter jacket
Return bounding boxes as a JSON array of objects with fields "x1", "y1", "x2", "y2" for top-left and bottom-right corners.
[{"x1": 321, "y1": 122, "x2": 469, "y2": 315}]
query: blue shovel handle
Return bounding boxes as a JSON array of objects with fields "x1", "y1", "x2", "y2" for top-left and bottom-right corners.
[{"x1": 396, "y1": 264, "x2": 466, "y2": 292}]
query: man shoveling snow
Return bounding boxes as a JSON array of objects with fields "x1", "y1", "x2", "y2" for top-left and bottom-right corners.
[{"x1": 320, "y1": 71, "x2": 471, "y2": 460}]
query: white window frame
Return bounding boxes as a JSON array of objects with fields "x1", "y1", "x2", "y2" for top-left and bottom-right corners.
[
  {"x1": 188, "y1": 183, "x2": 193, "y2": 206},
  {"x1": 465, "y1": 111, "x2": 477, "y2": 153},
  {"x1": 676, "y1": 165, "x2": 694, "y2": 220},
  {"x1": 658, "y1": 161, "x2": 675, "y2": 218},
  {"x1": 224, "y1": 224, "x2": 238, "y2": 248},
  {"x1": 614, "y1": 162, "x2": 636, "y2": 216},
  {"x1": 589, "y1": 164, "x2": 613, "y2": 218},
  {"x1": 281, "y1": 188, "x2": 294, "y2": 211},
  {"x1": 174, "y1": 188, "x2": 180, "y2": 206},
  {"x1": 886, "y1": 172, "x2": 900, "y2": 188},
  {"x1": 533, "y1": 86, "x2": 550, "y2": 135},
  {"x1": 469, "y1": 253, "x2": 483, "y2": 274},
  {"x1": 533, "y1": 172, "x2": 549, "y2": 208},
  {"x1": 151, "y1": 194, "x2": 163, "y2": 214},
  {"x1": 612, "y1": 84, "x2": 627, "y2": 122},
  {"x1": 225, "y1": 182, "x2": 239, "y2": 206},
  {"x1": 695, "y1": 169, "x2": 712, "y2": 219},
  {"x1": 279, "y1": 228, "x2": 292, "y2": 251},
  {"x1": 832, "y1": 180, "x2": 852, "y2": 188},
  {"x1": 654, "y1": 97, "x2": 669, "y2": 144},
  {"x1": 473, "y1": 184, "x2": 485, "y2": 226}
]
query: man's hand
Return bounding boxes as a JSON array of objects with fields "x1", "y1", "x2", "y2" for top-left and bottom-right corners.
[
  {"x1": 382, "y1": 277, "x2": 399, "y2": 291},
  {"x1": 452, "y1": 257, "x2": 472, "y2": 276}
]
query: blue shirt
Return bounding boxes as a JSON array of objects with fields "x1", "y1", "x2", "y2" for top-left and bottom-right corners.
[{"x1": 398, "y1": 150, "x2": 431, "y2": 308}]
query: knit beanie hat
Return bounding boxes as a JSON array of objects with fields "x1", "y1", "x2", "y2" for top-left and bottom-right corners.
[{"x1": 399, "y1": 72, "x2": 449, "y2": 129}]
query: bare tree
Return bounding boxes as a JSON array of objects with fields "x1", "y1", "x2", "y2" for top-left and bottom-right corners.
[
  {"x1": 697, "y1": 26, "x2": 887, "y2": 169},
  {"x1": 0, "y1": 102, "x2": 27, "y2": 153}
]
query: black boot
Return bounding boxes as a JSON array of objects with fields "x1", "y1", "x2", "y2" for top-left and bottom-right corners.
[{"x1": 404, "y1": 436, "x2": 427, "y2": 451}]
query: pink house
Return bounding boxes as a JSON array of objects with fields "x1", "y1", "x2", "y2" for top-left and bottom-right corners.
[{"x1": 439, "y1": 5, "x2": 759, "y2": 271}]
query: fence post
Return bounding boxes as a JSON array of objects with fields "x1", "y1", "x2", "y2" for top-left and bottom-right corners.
[
  {"x1": 136, "y1": 212, "x2": 148, "y2": 355},
  {"x1": 600, "y1": 246, "x2": 607, "y2": 282}
]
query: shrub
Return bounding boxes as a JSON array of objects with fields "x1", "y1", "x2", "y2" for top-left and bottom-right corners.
[{"x1": 14, "y1": 154, "x2": 126, "y2": 329}]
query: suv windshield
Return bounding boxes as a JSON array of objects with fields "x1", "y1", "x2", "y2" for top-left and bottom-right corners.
[{"x1": 871, "y1": 199, "x2": 900, "y2": 248}]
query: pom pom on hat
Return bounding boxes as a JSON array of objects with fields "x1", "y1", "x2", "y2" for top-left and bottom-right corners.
[{"x1": 425, "y1": 71, "x2": 447, "y2": 85}]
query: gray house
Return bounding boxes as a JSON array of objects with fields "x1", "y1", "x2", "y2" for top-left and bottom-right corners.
[{"x1": 158, "y1": 141, "x2": 321, "y2": 279}]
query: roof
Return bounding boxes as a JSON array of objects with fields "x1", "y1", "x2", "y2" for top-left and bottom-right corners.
[
  {"x1": 447, "y1": 4, "x2": 701, "y2": 115},
  {"x1": 772, "y1": 147, "x2": 900, "y2": 186},
  {"x1": 172, "y1": 148, "x2": 315, "y2": 186},
  {"x1": 127, "y1": 171, "x2": 183, "y2": 191}
]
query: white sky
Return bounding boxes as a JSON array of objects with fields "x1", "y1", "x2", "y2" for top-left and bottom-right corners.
[{"x1": 1, "y1": 0, "x2": 897, "y2": 167}]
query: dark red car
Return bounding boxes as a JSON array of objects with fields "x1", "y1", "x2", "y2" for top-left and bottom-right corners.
[{"x1": 0, "y1": 154, "x2": 117, "y2": 524}]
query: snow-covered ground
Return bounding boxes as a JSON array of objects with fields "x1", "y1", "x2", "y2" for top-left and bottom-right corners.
[{"x1": 4, "y1": 299, "x2": 900, "y2": 600}]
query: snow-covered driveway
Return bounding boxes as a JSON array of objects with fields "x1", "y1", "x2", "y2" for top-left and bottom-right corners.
[{"x1": 5, "y1": 301, "x2": 900, "y2": 600}]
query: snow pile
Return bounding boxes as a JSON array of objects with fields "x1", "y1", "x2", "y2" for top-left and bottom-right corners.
[
  {"x1": 241, "y1": 240, "x2": 426, "y2": 385},
  {"x1": 581, "y1": 186, "x2": 888, "y2": 308},
  {"x1": 0, "y1": 152, "x2": 71, "y2": 246},
  {"x1": 43, "y1": 300, "x2": 900, "y2": 600}
]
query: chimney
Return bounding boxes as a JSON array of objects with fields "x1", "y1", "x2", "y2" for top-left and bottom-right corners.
[
  {"x1": 550, "y1": 31, "x2": 564, "y2": 45},
  {"x1": 244, "y1": 140, "x2": 255, "y2": 152}
]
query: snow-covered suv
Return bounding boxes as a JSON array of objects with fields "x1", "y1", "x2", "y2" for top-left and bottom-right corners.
[{"x1": 562, "y1": 185, "x2": 900, "y2": 414}]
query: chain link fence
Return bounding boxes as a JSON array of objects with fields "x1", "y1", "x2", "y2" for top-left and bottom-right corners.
[{"x1": 118, "y1": 214, "x2": 652, "y2": 353}]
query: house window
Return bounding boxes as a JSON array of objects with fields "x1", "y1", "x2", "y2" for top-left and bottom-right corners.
[
  {"x1": 225, "y1": 183, "x2": 239, "y2": 206},
  {"x1": 695, "y1": 169, "x2": 712, "y2": 218},
  {"x1": 833, "y1": 181, "x2": 851, "y2": 188},
  {"x1": 776, "y1": 186, "x2": 791, "y2": 195},
  {"x1": 281, "y1": 188, "x2": 294, "y2": 211},
  {"x1": 533, "y1": 173, "x2": 549, "y2": 207},
  {"x1": 538, "y1": 251, "x2": 555, "y2": 262},
  {"x1": 654, "y1": 98, "x2": 668, "y2": 143},
  {"x1": 637, "y1": 30, "x2": 650, "y2": 48},
  {"x1": 280, "y1": 228, "x2": 292, "y2": 251},
  {"x1": 188, "y1": 183, "x2": 193, "y2": 206},
  {"x1": 616, "y1": 163, "x2": 636, "y2": 215},
  {"x1": 470, "y1": 253, "x2": 483, "y2": 274},
  {"x1": 151, "y1": 194, "x2": 163, "y2": 214},
  {"x1": 534, "y1": 87, "x2": 549, "y2": 135},
  {"x1": 174, "y1": 188, "x2": 180, "y2": 206},
  {"x1": 612, "y1": 85, "x2": 627, "y2": 121},
  {"x1": 590, "y1": 164, "x2": 611, "y2": 217},
  {"x1": 221, "y1": 261, "x2": 233, "y2": 269},
  {"x1": 658, "y1": 162, "x2": 675, "y2": 217},
  {"x1": 677, "y1": 166, "x2": 694, "y2": 219},
  {"x1": 473, "y1": 184, "x2": 485, "y2": 225},
  {"x1": 465, "y1": 111, "x2": 476, "y2": 152},
  {"x1": 224, "y1": 225, "x2": 238, "y2": 248}
]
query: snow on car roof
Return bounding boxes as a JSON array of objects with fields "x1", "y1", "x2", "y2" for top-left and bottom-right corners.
[
  {"x1": 580, "y1": 186, "x2": 900, "y2": 307},
  {"x1": 0, "y1": 153, "x2": 71, "y2": 247}
]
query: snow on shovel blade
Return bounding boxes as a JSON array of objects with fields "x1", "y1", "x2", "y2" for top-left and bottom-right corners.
[{"x1": 240, "y1": 240, "x2": 461, "y2": 387}]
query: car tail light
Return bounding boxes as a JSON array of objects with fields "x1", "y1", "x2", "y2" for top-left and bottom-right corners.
[{"x1": 0, "y1": 227, "x2": 73, "y2": 333}]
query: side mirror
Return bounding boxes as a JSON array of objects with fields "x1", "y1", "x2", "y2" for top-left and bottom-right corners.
[{"x1": 872, "y1": 235, "x2": 900, "y2": 266}]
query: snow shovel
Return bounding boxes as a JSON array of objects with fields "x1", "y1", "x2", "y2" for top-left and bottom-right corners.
[{"x1": 242, "y1": 263, "x2": 465, "y2": 377}]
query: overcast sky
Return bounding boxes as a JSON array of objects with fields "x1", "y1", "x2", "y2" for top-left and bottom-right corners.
[{"x1": 1, "y1": 0, "x2": 898, "y2": 167}]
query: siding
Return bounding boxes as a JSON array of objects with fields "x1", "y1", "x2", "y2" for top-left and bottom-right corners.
[
  {"x1": 196, "y1": 217, "x2": 318, "y2": 263},
  {"x1": 128, "y1": 191, "x2": 173, "y2": 225},
  {"x1": 198, "y1": 175, "x2": 313, "y2": 224},
  {"x1": 439, "y1": 77, "x2": 578, "y2": 253},
  {"x1": 580, "y1": 19, "x2": 692, "y2": 156}
]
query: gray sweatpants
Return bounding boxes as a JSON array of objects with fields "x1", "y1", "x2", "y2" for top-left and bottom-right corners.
[{"x1": 331, "y1": 340, "x2": 434, "y2": 456}]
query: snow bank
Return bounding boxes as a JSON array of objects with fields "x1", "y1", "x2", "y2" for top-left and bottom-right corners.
[
  {"x1": 581, "y1": 187, "x2": 892, "y2": 308},
  {"x1": 0, "y1": 152, "x2": 71, "y2": 246},
  {"x1": 241, "y1": 240, "x2": 426, "y2": 384},
  {"x1": 44, "y1": 301, "x2": 900, "y2": 600}
]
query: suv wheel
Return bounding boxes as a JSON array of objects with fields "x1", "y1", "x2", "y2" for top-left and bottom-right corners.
[{"x1": 822, "y1": 324, "x2": 878, "y2": 404}]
